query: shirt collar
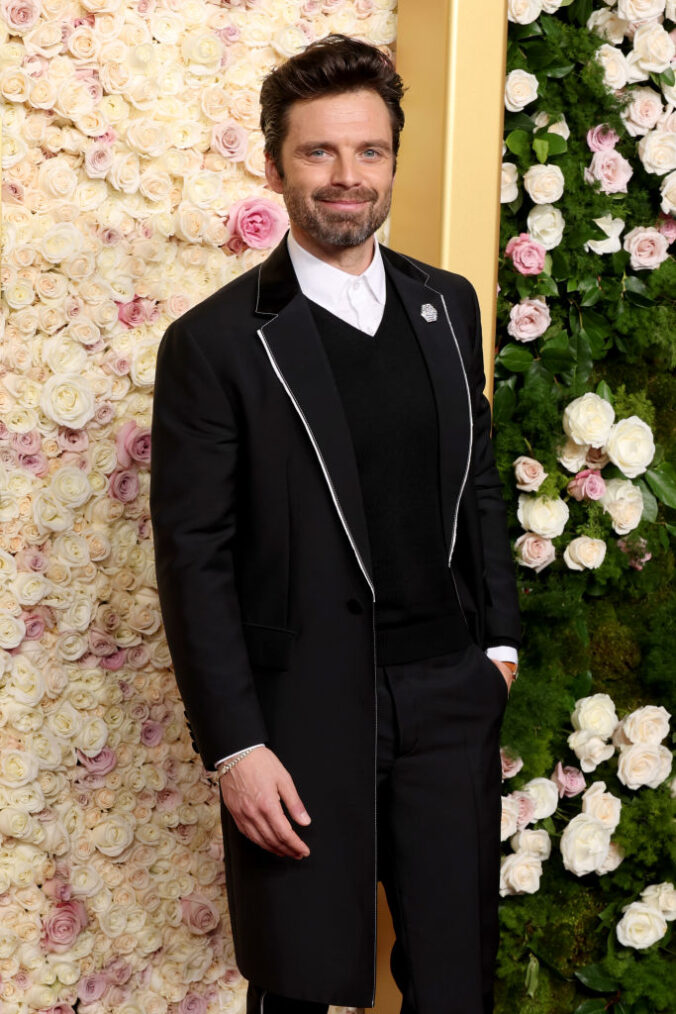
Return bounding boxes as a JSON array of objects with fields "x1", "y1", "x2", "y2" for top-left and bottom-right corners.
[{"x1": 286, "y1": 228, "x2": 386, "y2": 310}]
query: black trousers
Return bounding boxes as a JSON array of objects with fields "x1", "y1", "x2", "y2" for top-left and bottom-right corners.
[{"x1": 246, "y1": 640, "x2": 508, "y2": 1014}]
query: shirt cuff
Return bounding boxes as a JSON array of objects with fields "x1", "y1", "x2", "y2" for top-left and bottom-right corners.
[
  {"x1": 214, "y1": 743, "x2": 265, "y2": 768},
  {"x1": 485, "y1": 645, "x2": 519, "y2": 665}
]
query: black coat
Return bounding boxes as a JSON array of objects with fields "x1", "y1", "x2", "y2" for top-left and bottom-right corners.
[{"x1": 149, "y1": 232, "x2": 521, "y2": 1007}]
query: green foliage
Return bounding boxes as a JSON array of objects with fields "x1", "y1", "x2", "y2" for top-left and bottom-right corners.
[{"x1": 496, "y1": 3, "x2": 676, "y2": 1011}]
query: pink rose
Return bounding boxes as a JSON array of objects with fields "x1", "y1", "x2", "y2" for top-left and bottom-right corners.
[
  {"x1": 226, "y1": 196, "x2": 289, "y2": 250},
  {"x1": 42, "y1": 900, "x2": 88, "y2": 953},
  {"x1": 141, "y1": 720, "x2": 164, "y2": 747},
  {"x1": 179, "y1": 994, "x2": 208, "y2": 1014},
  {"x1": 512, "y1": 790, "x2": 537, "y2": 829},
  {"x1": 42, "y1": 876, "x2": 72, "y2": 901},
  {"x1": 10, "y1": 429, "x2": 41, "y2": 453},
  {"x1": 77, "y1": 746, "x2": 117, "y2": 775},
  {"x1": 551, "y1": 761, "x2": 586, "y2": 798},
  {"x1": 586, "y1": 124, "x2": 619, "y2": 152},
  {"x1": 1, "y1": 0, "x2": 40, "y2": 34},
  {"x1": 21, "y1": 611, "x2": 46, "y2": 639},
  {"x1": 78, "y1": 973, "x2": 108, "y2": 1002},
  {"x1": 117, "y1": 296, "x2": 148, "y2": 329},
  {"x1": 504, "y1": 232, "x2": 546, "y2": 275},
  {"x1": 514, "y1": 532, "x2": 555, "y2": 572},
  {"x1": 500, "y1": 749, "x2": 523, "y2": 779},
  {"x1": 567, "y1": 468, "x2": 606, "y2": 501},
  {"x1": 583, "y1": 150, "x2": 633, "y2": 194},
  {"x1": 656, "y1": 212, "x2": 676, "y2": 244},
  {"x1": 108, "y1": 467, "x2": 139, "y2": 503},
  {"x1": 617, "y1": 536, "x2": 652, "y2": 570},
  {"x1": 180, "y1": 894, "x2": 220, "y2": 935},
  {"x1": 56, "y1": 427, "x2": 89, "y2": 452},
  {"x1": 116, "y1": 420, "x2": 151, "y2": 467},
  {"x1": 104, "y1": 957, "x2": 133, "y2": 985},
  {"x1": 507, "y1": 297, "x2": 551, "y2": 342},
  {"x1": 622, "y1": 226, "x2": 670, "y2": 271},
  {"x1": 513, "y1": 455, "x2": 547, "y2": 491},
  {"x1": 211, "y1": 120, "x2": 248, "y2": 161}
]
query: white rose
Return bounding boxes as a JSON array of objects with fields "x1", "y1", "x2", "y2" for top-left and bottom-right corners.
[
  {"x1": 661, "y1": 170, "x2": 676, "y2": 215},
  {"x1": 581, "y1": 780, "x2": 622, "y2": 830},
  {"x1": 507, "y1": 0, "x2": 543, "y2": 23},
  {"x1": 641, "y1": 882, "x2": 676, "y2": 921},
  {"x1": 504, "y1": 69, "x2": 539, "y2": 112},
  {"x1": 0, "y1": 612, "x2": 26, "y2": 650},
  {"x1": 623, "y1": 705, "x2": 671, "y2": 745},
  {"x1": 617, "y1": 742, "x2": 672, "y2": 789},
  {"x1": 584, "y1": 214, "x2": 625, "y2": 254},
  {"x1": 600, "y1": 478, "x2": 643, "y2": 534},
  {"x1": 605, "y1": 416, "x2": 655, "y2": 477},
  {"x1": 631, "y1": 22, "x2": 675, "y2": 75},
  {"x1": 517, "y1": 495, "x2": 569, "y2": 538},
  {"x1": 558, "y1": 436, "x2": 590, "y2": 472},
  {"x1": 568, "y1": 730, "x2": 616, "y2": 773},
  {"x1": 560, "y1": 812, "x2": 612, "y2": 875},
  {"x1": 501, "y1": 795, "x2": 521, "y2": 840},
  {"x1": 595, "y1": 839, "x2": 625, "y2": 874},
  {"x1": 39, "y1": 222, "x2": 83, "y2": 264},
  {"x1": 514, "y1": 532, "x2": 556, "y2": 572},
  {"x1": 618, "y1": 0, "x2": 667, "y2": 19},
  {"x1": 39, "y1": 373, "x2": 95, "y2": 429},
  {"x1": 563, "y1": 392, "x2": 615, "y2": 447},
  {"x1": 521, "y1": 777, "x2": 559, "y2": 819},
  {"x1": 638, "y1": 128, "x2": 676, "y2": 175},
  {"x1": 563, "y1": 536, "x2": 607, "y2": 571},
  {"x1": 526, "y1": 203, "x2": 565, "y2": 249},
  {"x1": 91, "y1": 815, "x2": 135, "y2": 857},
  {"x1": 510, "y1": 828, "x2": 551, "y2": 858},
  {"x1": 501, "y1": 162, "x2": 519, "y2": 203},
  {"x1": 523, "y1": 163, "x2": 565, "y2": 204},
  {"x1": 572, "y1": 692, "x2": 619, "y2": 738},
  {"x1": 499, "y1": 852, "x2": 543, "y2": 896},
  {"x1": 0, "y1": 750, "x2": 39, "y2": 788},
  {"x1": 621, "y1": 86, "x2": 664, "y2": 137},
  {"x1": 616, "y1": 901, "x2": 668, "y2": 948},
  {"x1": 596, "y1": 43, "x2": 630, "y2": 91}
]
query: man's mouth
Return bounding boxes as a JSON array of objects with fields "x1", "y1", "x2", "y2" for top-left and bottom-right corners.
[{"x1": 319, "y1": 199, "x2": 369, "y2": 209}]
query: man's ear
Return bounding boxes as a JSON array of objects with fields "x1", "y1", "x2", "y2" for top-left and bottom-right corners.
[{"x1": 264, "y1": 153, "x2": 284, "y2": 194}]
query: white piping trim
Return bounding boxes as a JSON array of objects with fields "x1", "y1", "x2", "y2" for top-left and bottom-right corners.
[
  {"x1": 259, "y1": 987, "x2": 267, "y2": 1013},
  {"x1": 256, "y1": 324, "x2": 375, "y2": 602}
]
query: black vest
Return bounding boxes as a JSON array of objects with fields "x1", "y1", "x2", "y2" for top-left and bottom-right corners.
[{"x1": 307, "y1": 270, "x2": 471, "y2": 665}]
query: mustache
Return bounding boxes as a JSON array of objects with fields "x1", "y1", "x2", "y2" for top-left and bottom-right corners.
[{"x1": 314, "y1": 188, "x2": 377, "y2": 203}]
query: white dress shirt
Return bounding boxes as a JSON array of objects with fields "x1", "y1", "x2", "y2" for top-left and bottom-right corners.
[{"x1": 214, "y1": 231, "x2": 516, "y2": 769}]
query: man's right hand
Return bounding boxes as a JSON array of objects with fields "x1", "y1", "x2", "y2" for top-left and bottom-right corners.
[{"x1": 219, "y1": 746, "x2": 312, "y2": 859}]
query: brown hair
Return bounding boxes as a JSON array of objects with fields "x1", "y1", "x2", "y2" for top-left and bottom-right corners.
[{"x1": 259, "y1": 34, "x2": 406, "y2": 176}]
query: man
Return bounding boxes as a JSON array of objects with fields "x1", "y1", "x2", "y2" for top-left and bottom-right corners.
[{"x1": 150, "y1": 33, "x2": 520, "y2": 1014}]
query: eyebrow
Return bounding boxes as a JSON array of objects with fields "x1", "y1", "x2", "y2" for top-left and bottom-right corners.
[{"x1": 296, "y1": 139, "x2": 393, "y2": 152}]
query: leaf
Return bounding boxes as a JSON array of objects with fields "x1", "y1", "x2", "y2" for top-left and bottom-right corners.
[
  {"x1": 574, "y1": 1001, "x2": 608, "y2": 1014},
  {"x1": 533, "y1": 136, "x2": 550, "y2": 164},
  {"x1": 496, "y1": 343, "x2": 534, "y2": 373},
  {"x1": 574, "y1": 962, "x2": 619, "y2": 993},
  {"x1": 596, "y1": 380, "x2": 613, "y2": 403},
  {"x1": 505, "y1": 129, "x2": 532, "y2": 159},
  {"x1": 540, "y1": 332, "x2": 575, "y2": 373},
  {"x1": 550, "y1": 246, "x2": 570, "y2": 280},
  {"x1": 624, "y1": 274, "x2": 655, "y2": 307},
  {"x1": 637, "y1": 480, "x2": 658, "y2": 523},
  {"x1": 493, "y1": 377, "x2": 518, "y2": 426},
  {"x1": 568, "y1": 330, "x2": 593, "y2": 393},
  {"x1": 645, "y1": 462, "x2": 676, "y2": 508}
]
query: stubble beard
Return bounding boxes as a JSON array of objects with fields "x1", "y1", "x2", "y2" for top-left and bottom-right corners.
[{"x1": 282, "y1": 182, "x2": 393, "y2": 249}]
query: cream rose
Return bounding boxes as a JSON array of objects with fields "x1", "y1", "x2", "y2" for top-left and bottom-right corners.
[
  {"x1": 563, "y1": 536, "x2": 607, "y2": 571},
  {"x1": 507, "y1": 297, "x2": 551, "y2": 342},
  {"x1": 558, "y1": 436, "x2": 590, "y2": 473},
  {"x1": 523, "y1": 164, "x2": 565, "y2": 204},
  {"x1": 501, "y1": 162, "x2": 519, "y2": 203},
  {"x1": 600, "y1": 478, "x2": 643, "y2": 534},
  {"x1": 509, "y1": 828, "x2": 551, "y2": 859},
  {"x1": 499, "y1": 853, "x2": 543, "y2": 896},
  {"x1": 623, "y1": 226, "x2": 670, "y2": 270},
  {"x1": 638, "y1": 129, "x2": 676, "y2": 175},
  {"x1": 526, "y1": 204, "x2": 565, "y2": 249},
  {"x1": 584, "y1": 214, "x2": 625, "y2": 254},
  {"x1": 616, "y1": 901, "x2": 668, "y2": 949},
  {"x1": 563, "y1": 392, "x2": 615, "y2": 447},
  {"x1": 568, "y1": 730, "x2": 616, "y2": 773},
  {"x1": 504, "y1": 69, "x2": 539, "y2": 112},
  {"x1": 660, "y1": 170, "x2": 676, "y2": 215},
  {"x1": 596, "y1": 44, "x2": 630, "y2": 91},
  {"x1": 617, "y1": 742, "x2": 672, "y2": 789},
  {"x1": 605, "y1": 416, "x2": 655, "y2": 477},
  {"x1": 623, "y1": 705, "x2": 671, "y2": 745},
  {"x1": 501, "y1": 795, "x2": 521, "y2": 840},
  {"x1": 630, "y1": 22, "x2": 675, "y2": 76},
  {"x1": 581, "y1": 780, "x2": 622, "y2": 831},
  {"x1": 641, "y1": 882, "x2": 676, "y2": 921},
  {"x1": 572, "y1": 693, "x2": 619, "y2": 738},
  {"x1": 560, "y1": 812, "x2": 612, "y2": 875},
  {"x1": 520, "y1": 777, "x2": 559, "y2": 819},
  {"x1": 514, "y1": 532, "x2": 556, "y2": 572},
  {"x1": 513, "y1": 455, "x2": 548, "y2": 491},
  {"x1": 517, "y1": 494, "x2": 569, "y2": 538},
  {"x1": 507, "y1": 0, "x2": 543, "y2": 23}
]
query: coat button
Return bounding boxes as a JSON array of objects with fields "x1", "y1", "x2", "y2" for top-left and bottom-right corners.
[{"x1": 346, "y1": 597, "x2": 364, "y2": 614}]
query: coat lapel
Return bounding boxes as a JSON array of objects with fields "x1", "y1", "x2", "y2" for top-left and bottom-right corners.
[{"x1": 254, "y1": 232, "x2": 473, "y2": 598}]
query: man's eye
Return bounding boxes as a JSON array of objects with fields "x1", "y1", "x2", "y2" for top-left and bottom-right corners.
[
  {"x1": 363, "y1": 149, "x2": 380, "y2": 157},
  {"x1": 309, "y1": 149, "x2": 326, "y2": 157}
]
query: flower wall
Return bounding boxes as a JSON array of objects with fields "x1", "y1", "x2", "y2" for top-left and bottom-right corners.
[
  {"x1": 0, "y1": 2, "x2": 395, "y2": 1012},
  {"x1": 493, "y1": 1, "x2": 676, "y2": 1011}
]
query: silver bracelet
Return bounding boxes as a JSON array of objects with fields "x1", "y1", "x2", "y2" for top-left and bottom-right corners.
[{"x1": 213, "y1": 743, "x2": 264, "y2": 781}]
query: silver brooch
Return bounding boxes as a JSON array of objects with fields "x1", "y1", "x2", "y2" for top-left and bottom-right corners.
[{"x1": 420, "y1": 303, "x2": 438, "y2": 323}]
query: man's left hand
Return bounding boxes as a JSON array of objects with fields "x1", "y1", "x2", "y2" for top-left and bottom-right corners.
[{"x1": 490, "y1": 658, "x2": 515, "y2": 695}]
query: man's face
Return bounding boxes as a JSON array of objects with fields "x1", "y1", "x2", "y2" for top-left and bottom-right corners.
[{"x1": 265, "y1": 88, "x2": 395, "y2": 250}]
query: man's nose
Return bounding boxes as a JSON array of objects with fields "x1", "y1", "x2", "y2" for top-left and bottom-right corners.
[{"x1": 330, "y1": 154, "x2": 362, "y2": 189}]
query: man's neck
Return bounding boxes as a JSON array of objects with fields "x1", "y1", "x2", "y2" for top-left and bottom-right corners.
[{"x1": 288, "y1": 225, "x2": 375, "y2": 276}]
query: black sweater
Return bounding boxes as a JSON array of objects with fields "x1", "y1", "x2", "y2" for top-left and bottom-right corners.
[{"x1": 307, "y1": 272, "x2": 471, "y2": 665}]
